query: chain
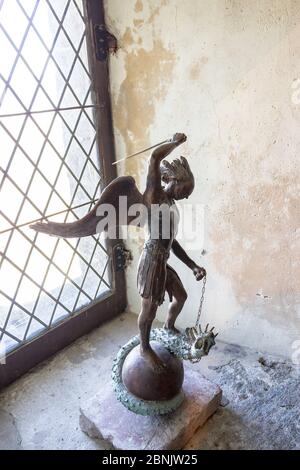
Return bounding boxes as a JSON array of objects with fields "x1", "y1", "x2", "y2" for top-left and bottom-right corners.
[{"x1": 195, "y1": 275, "x2": 206, "y2": 328}]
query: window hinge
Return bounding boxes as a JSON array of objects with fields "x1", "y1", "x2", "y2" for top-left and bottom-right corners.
[
  {"x1": 94, "y1": 24, "x2": 117, "y2": 61},
  {"x1": 114, "y1": 244, "x2": 132, "y2": 271}
]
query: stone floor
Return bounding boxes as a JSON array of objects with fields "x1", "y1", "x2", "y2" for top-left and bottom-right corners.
[{"x1": 0, "y1": 312, "x2": 299, "y2": 450}]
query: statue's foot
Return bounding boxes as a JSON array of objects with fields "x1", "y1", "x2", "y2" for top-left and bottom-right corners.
[
  {"x1": 140, "y1": 348, "x2": 166, "y2": 372},
  {"x1": 163, "y1": 324, "x2": 181, "y2": 335}
]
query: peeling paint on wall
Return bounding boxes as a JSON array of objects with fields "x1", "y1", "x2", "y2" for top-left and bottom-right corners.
[
  {"x1": 134, "y1": 0, "x2": 143, "y2": 14},
  {"x1": 189, "y1": 58, "x2": 208, "y2": 81},
  {"x1": 211, "y1": 174, "x2": 299, "y2": 304},
  {"x1": 105, "y1": 0, "x2": 300, "y2": 357},
  {"x1": 113, "y1": 36, "x2": 176, "y2": 179}
]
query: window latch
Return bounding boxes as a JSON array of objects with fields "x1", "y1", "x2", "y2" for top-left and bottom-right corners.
[
  {"x1": 114, "y1": 244, "x2": 132, "y2": 271},
  {"x1": 94, "y1": 24, "x2": 117, "y2": 61}
]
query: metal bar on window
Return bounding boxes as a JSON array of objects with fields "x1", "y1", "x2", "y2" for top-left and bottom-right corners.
[
  {"x1": 0, "y1": 104, "x2": 97, "y2": 118},
  {"x1": 0, "y1": 0, "x2": 126, "y2": 389}
]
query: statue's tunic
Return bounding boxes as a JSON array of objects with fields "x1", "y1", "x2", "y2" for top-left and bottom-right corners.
[{"x1": 137, "y1": 201, "x2": 180, "y2": 305}]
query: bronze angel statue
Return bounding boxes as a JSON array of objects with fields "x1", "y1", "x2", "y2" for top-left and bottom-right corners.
[{"x1": 31, "y1": 133, "x2": 212, "y2": 375}]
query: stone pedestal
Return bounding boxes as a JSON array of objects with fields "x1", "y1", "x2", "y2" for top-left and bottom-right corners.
[{"x1": 79, "y1": 368, "x2": 222, "y2": 450}]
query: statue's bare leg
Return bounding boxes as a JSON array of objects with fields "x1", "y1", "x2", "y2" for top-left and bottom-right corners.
[
  {"x1": 138, "y1": 297, "x2": 165, "y2": 370},
  {"x1": 164, "y1": 267, "x2": 187, "y2": 334}
]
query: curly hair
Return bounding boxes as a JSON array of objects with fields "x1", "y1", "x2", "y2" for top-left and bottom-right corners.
[{"x1": 160, "y1": 156, "x2": 194, "y2": 183}]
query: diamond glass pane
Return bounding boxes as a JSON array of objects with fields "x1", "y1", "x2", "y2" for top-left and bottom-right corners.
[{"x1": 0, "y1": 0, "x2": 111, "y2": 354}]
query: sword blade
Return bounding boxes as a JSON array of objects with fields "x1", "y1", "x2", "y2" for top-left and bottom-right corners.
[{"x1": 112, "y1": 139, "x2": 169, "y2": 166}]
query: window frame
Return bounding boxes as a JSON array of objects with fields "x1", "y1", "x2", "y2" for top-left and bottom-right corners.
[{"x1": 0, "y1": 0, "x2": 126, "y2": 389}]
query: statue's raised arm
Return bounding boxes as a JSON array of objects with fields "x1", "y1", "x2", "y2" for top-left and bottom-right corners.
[{"x1": 144, "y1": 133, "x2": 187, "y2": 200}]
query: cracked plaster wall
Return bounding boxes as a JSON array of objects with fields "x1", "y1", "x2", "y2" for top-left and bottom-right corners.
[{"x1": 105, "y1": 0, "x2": 300, "y2": 357}]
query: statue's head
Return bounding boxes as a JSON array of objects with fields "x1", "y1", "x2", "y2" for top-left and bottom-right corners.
[{"x1": 160, "y1": 156, "x2": 194, "y2": 200}]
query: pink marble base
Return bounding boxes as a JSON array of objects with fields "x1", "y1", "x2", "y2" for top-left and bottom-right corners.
[{"x1": 79, "y1": 368, "x2": 222, "y2": 450}]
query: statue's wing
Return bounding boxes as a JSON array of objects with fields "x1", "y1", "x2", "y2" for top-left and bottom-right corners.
[{"x1": 30, "y1": 176, "x2": 143, "y2": 238}]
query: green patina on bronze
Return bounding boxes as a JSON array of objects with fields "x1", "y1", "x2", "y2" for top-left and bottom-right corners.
[{"x1": 111, "y1": 326, "x2": 217, "y2": 416}]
